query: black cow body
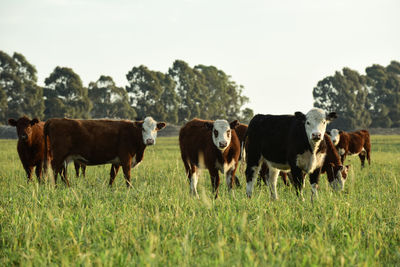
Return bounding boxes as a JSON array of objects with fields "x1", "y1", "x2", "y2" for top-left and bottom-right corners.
[{"x1": 245, "y1": 109, "x2": 336, "y2": 200}]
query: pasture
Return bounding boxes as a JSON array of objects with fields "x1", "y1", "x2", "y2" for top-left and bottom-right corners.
[{"x1": 0, "y1": 136, "x2": 399, "y2": 266}]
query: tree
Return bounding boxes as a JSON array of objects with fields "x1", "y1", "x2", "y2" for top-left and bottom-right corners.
[
  {"x1": 126, "y1": 65, "x2": 179, "y2": 122},
  {"x1": 168, "y1": 60, "x2": 208, "y2": 122},
  {"x1": 366, "y1": 62, "x2": 400, "y2": 127},
  {"x1": 44, "y1": 66, "x2": 92, "y2": 119},
  {"x1": 313, "y1": 67, "x2": 371, "y2": 130},
  {"x1": 88, "y1": 75, "x2": 136, "y2": 119},
  {"x1": 0, "y1": 51, "x2": 44, "y2": 123}
]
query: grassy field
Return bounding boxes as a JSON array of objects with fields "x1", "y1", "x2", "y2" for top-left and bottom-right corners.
[{"x1": 0, "y1": 136, "x2": 399, "y2": 266}]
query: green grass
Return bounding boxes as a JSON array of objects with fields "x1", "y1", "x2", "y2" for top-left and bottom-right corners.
[{"x1": 0, "y1": 136, "x2": 399, "y2": 266}]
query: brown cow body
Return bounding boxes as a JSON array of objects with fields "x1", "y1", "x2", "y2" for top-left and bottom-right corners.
[
  {"x1": 8, "y1": 117, "x2": 48, "y2": 182},
  {"x1": 44, "y1": 117, "x2": 165, "y2": 186},
  {"x1": 329, "y1": 129, "x2": 371, "y2": 167},
  {"x1": 179, "y1": 118, "x2": 241, "y2": 198}
]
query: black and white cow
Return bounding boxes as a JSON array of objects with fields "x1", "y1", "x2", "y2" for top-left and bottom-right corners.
[{"x1": 245, "y1": 108, "x2": 337, "y2": 200}]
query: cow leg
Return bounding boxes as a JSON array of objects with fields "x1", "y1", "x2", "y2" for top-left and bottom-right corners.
[
  {"x1": 74, "y1": 162, "x2": 80, "y2": 177},
  {"x1": 109, "y1": 164, "x2": 120, "y2": 186},
  {"x1": 366, "y1": 149, "x2": 371, "y2": 165},
  {"x1": 267, "y1": 167, "x2": 279, "y2": 200},
  {"x1": 35, "y1": 161, "x2": 43, "y2": 183},
  {"x1": 60, "y1": 162, "x2": 70, "y2": 187},
  {"x1": 209, "y1": 168, "x2": 220, "y2": 198},
  {"x1": 258, "y1": 163, "x2": 268, "y2": 186},
  {"x1": 291, "y1": 166, "x2": 304, "y2": 201},
  {"x1": 280, "y1": 172, "x2": 290, "y2": 186},
  {"x1": 226, "y1": 166, "x2": 238, "y2": 191},
  {"x1": 24, "y1": 164, "x2": 33, "y2": 183},
  {"x1": 81, "y1": 165, "x2": 86, "y2": 177},
  {"x1": 359, "y1": 152, "x2": 366, "y2": 168},
  {"x1": 245, "y1": 152, "x2": 262, "y2": 198},
  {"x1": 309, "y1": 168, "x2": 321, "y2": 201},
  {"x1": 190, "y1": 166, "x2": 199, "y2": 198},
  {"x1": 122, "y1": 164, "x2": 132, "y2": 188}
]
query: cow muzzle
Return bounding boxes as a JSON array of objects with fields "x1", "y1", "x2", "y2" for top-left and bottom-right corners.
[
  {"x1": 311, "y1": 132, "x2": 322, "y2": 141},
  {"x1": 146, "y1": 139, "x2": 155, "y2": 145},
  {"x1": 219, "y1": 141, "x2": 227, "y2": 149}
]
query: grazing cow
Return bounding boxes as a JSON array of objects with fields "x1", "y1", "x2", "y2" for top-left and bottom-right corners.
[
  {"x1": 328, "y1": 129, "x2": 371, "y2": 167},
  {"x1": 259, "y1": 133, "x2": 350, "y2": 190},
  {"x1": 179, "y1": 119, "x2": 241, "y2": 198},
  {"x1": 8, "y1": 117, "x2": 48, "y2": 182},
  {"x1": 245, "y1": 108, "x2": 337, "y2": 200},
  {"x1": 44, "y1": 117, "x2": 166, "y2": 186}
]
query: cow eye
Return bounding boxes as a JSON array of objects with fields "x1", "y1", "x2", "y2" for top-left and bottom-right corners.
[
  {"x1": 306, "y1": 121, "x2": 310, "y2": 125},
  {"x1": 226, "y1": 130, "x2": 231, "y2": 137},
  {"x1": 213, "y1": 130, "x2": 218, "y2": 137}
]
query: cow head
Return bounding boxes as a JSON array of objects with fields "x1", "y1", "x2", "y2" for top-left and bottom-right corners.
[
  {"x1": 8, "y1": 116, "x2": 39, "y2": 142},
  {"x1": 329, "y1": 164, "x2": 350, "y2": 191},
  {"x1": 135, "y1": 117, "x2": 166, "y2": 145},
  {"x1": 329, "y1": 129, "x2": 341, "y2": 146},
  {"x1": 205, "y1": 119, "x2": 238, "y2": 151},
  {"x1": 295, "y1": 108, "x2": 337, "y2": 146}
]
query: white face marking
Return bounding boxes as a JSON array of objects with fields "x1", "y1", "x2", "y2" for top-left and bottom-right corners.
[
  {"x1": 212, "y1": 120, "x2": 232, "y2": 151},
  {"x1": 305, "y1": 108, "x2": 329, "y2": 146},
  {"x1": 330, "y1": 129, "x2": 340, "y2": 145},
  {"x1": 296, "y1": 151, "x2": 326, "y2": 173},
  {"x1": 142, "y1": 117, "x2": 158, "y2": 145}
]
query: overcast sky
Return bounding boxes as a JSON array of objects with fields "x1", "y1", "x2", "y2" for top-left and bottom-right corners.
[{"x1": 1, "y1": 0, "x2": 399, "y2": 115}]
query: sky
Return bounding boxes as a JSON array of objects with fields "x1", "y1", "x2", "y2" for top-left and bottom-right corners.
[{"x1": 1, "y1": 0, "x2": 399, "y2": 115}]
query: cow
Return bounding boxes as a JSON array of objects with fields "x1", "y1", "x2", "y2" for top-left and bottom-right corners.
[
  {"x1": 259, "y1": 133, "x2": 350, "y2": 190},
  {"x1": 179, "y1": 118, "x2": 241, "y2": 198},
  {"x1": 245, "y1": 108, "x2": 337, "y2": 200},
  {"x1": 328, "y1": 129, "x2": 371, "y2": 168},
  {"x1": 8, "y1": 116, "x2": 48, "y2": 182},
  {"x1": 44, "y1": 117, "x2": 166, "y2": 187}
]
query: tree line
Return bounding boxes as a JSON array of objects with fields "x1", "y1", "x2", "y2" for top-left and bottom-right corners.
[
  {"x1": 313, "y1": 60, "x2": 400, "y2": 130},
  {"x1": 0, "y1": 51, "x2": 254, "y2": 125}
]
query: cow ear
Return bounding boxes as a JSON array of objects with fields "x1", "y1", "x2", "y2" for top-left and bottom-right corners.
[
  {"x1": 229, "y1": 120, "x2": 239, "y2": 129},
  {"x1": 30, "y1": 118, "x2": 39, "y2": 126},
  {"x1": 294, "y1": 112, "x2": 306, "y2": 122},
  {"x1": 156, "y1": 122, "x2": 166, "y2": 131},
  {"x1": 204, "y1": 122, "x2": 214, "y2": 130},
  {"x1": 339, "y1": 130, "x2": 344, "y2": 134},
  {"x1": 8, "y1": 119, "x2": 17, "y2": 126},
  {"x1": 326, "y1": 112, "x2": 337, "y2": 122}
]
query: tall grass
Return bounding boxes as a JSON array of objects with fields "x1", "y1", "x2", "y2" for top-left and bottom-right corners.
[{"x1": 0, "y1": 136, "x2": 399, "y2": 266}]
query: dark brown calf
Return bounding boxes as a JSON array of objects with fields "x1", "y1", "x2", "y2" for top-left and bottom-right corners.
[
  {"x1": 8, "y1": 117, "x2": 48, "y2": 182},
  {"x1": 44, "y1": 117, "x2": 166, "y2": 186},
  {"x1": 179, "y1": 118, "x2": 241, "y2": 198},
  {"x1": 329, "y1": 129, "x2": 371, "y2": 167}
]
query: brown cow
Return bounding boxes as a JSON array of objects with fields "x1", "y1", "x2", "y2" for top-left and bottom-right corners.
[
  {"x1": 44, "y1": 117, "x2": 166, "y2": 186},
  {"x1": 8, "y1": 116, "x2": 47, "y2": 182},
  {"x1": 179, "y1": 118, "x2": 241, "y2": 198},
  {"x1": 328, "y1": 129, "x2": 371, "y2": 168}
]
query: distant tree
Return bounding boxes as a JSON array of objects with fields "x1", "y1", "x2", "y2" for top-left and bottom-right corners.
[
  {"x1": 313, "y1": 67, "x2": 371, "y2": 130},
  {"x1": 366, "y1": 61, "x2": 400, "y2": 127},
  {"x1": 88, "y1": 75, "x2": 136, "y2": 119},
  {"x1": 44, "y1": 66, "x2": 91, "y2": 119},
  {"x1": 168, "y1": 60, "x2": 208, "y2": 122},
  {"x1": 240, "y1": 107, "x2": 254, "y2": 124},
  {"x1": 126, "y1": 65, "x2": 179, "y2": 122},
  {"x1": 0, "y1": 51, "x2": 44, "y2": 123}
]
